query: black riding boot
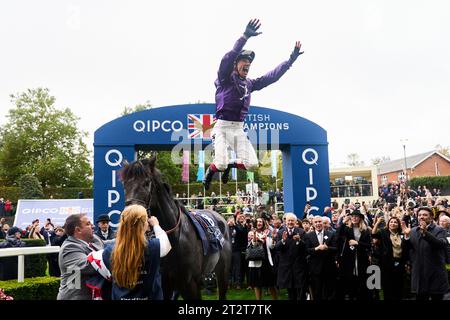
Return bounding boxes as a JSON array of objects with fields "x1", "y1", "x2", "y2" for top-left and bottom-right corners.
[
  {"x1": 221, "y1": 164, "x2": 232, "y2": 184},
  {"x1": 203, "y1": 166, "x2": 216, "y2": 190}
]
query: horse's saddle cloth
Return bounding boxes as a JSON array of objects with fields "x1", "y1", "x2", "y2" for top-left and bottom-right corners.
[{"x1": 185, "y1": 210, "x2": 225, "y2": 256}]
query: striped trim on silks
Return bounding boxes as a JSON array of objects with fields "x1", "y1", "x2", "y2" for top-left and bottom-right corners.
[{"x1": 86, "y1": 249, "x2": 112, "y2": 300}]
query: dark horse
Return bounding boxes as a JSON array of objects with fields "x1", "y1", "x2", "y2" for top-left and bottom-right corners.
[{"x1": 120, "y1": 156, "x2": 231, "y2": 300}]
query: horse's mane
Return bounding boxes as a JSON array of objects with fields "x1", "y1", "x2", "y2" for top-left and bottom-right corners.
[{"x1": 120, "y1": 159, "x2": 162, "y2": 183}]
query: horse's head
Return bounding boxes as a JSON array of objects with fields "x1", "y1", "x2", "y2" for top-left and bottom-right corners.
[{"x1": 120, "y1": 156, "x2": 162, "y2": 211}]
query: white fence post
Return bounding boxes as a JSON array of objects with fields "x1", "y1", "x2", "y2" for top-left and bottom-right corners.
[
  {"x1": 0, "y1": 246, "x2": 60, "y2": 283},
  {"x1": 18, "y1": 255, "x2": 25, "y2": 282}
]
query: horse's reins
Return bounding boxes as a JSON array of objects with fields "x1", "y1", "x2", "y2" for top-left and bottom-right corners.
[{"x1": 125, "y1": 174, "x2": 181, "y2": 235}]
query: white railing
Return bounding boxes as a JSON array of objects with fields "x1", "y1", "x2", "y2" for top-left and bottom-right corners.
[{"x1": 0, "y1": 246, "x2": 60, "y2": 282}]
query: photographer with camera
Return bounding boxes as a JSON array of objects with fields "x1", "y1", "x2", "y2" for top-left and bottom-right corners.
[{"x1": 403, "y1": 204, "x2": 419, "y2": 229}]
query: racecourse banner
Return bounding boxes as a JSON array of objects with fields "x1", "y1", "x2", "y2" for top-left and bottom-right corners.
[
  {"x1": 94, "y1": 104, "x2": 330, "y2": 224},
  {"x1": 14, "y1": 199, "x2": 94, "y2": 230}
]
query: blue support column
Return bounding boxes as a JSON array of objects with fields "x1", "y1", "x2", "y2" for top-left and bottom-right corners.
[
  {"x1": 93, "y1": 146, "x2": 136, "y2": 227},
  {"x1": 282, "y1": 145, "x2": 330, "y2": 218}
]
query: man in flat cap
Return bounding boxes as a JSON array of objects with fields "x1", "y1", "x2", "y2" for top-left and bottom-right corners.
[{"x1": 94, "y1": 214, "x2": 116, "y2": 241}]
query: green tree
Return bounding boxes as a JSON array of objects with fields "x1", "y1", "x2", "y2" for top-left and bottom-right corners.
[
  {"x1": 120, "y1": 100, "x2": 152, "y2": 117},
  {"x1": 18, "y1": 174, "x2": 44, "y2": 199},
  {"x1": 122, "y1": 101, "x2": 185, "y2": 187},
  {"x1": 0, "y1": 88, "x2": 91, "y2": 187}
]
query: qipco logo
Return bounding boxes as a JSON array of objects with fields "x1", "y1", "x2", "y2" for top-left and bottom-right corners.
[
  {"x1": 104, "y1": 149, "x2": 123, "y2": 228},
  {"x1": 302, "y1": 148, "x2": 319, "y2": 215}
]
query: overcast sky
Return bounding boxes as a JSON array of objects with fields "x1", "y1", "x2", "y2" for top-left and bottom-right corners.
[{"x1": 1, "y1": 0, "x2": 449, "y2": 168}]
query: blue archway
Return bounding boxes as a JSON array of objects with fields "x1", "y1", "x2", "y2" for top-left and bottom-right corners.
[{"x1": 94, "y1": 104, "x2": 330, "y2": 226}]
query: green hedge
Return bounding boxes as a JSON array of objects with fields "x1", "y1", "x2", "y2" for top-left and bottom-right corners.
[
  {"x1": 0, "y1": 276, "x2": 60, "y2": 300},
  {"x1": 0, "y1": 186, "x2": 92, "y2": 204},
  {"x1": 409, "y1": 176, "x2": 450, "y2": 192},
  {"x1": 23, "y1": 239, "x2": 47, "y2": 278},
  {"x1": 43, "y1": 187, "x2": 93, "y2": 200}
]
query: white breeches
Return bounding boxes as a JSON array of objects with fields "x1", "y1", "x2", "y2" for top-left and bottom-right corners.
[{"x1": 211, "y1": 119, "x2": 259, "y2": 171}]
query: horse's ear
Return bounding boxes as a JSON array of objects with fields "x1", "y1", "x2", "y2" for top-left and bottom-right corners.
[
  {"x1": 148, "y1": 154, "x2": 157, "y2": 169},
  {"x1": 119, "y1": 160, "x2": 129, "y2": 181}
]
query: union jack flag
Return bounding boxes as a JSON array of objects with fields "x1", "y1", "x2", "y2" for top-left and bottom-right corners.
[{"x1": 187, "y1": 114, "x2": 216, "y2": 139}]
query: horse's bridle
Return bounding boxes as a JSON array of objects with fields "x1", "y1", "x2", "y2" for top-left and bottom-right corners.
[
  {"x1": 125, "y1": 175, "x2": 153, "y2": 216},
  {"x1": 124, "y1": 174, "x2": 181, "y2": 235}
]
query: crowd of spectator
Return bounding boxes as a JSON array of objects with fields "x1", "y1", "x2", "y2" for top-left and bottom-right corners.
[
  {"x1": 226, "y1": 197, "x2": 450, "y2": 300},
  {"x1": 1, "y1": 185, "x2": 449, "y2": 300}
]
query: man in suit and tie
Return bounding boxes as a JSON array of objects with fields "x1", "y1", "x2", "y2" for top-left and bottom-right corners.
[
  {"x1": 274, "y1": 212, "x2": 308, "y2": 300},
  {"x1": 57, "y1": 213, "x2": 104, "y2": 300},
  {"x1": 304, "y1": 216, "x2": 338, "y2": 300}
]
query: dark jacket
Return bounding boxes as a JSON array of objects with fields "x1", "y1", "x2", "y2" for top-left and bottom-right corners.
[
  {"x1": 304, "y1": 230, "x2": 338, "y2": 275},
  {"x1": 406, "y1": 223, "x2": 450, "y2": 295},
  {"x1": 94, "y1": 227, "x2": 116, "y2": 241},
  {"x1": 372, "y1": 229, "x2": 408, "y2": 269},
  {"x1": 51, "y1": 234, "x2": 67, "y2": 247},
  {"x1": 0, "y1": 235, "x2": 26, "y2": 248},
  {"x1": 444, "y1": 227, "x2": 450, "y2": 264},
  {"x1": 337, "y1": 225, "x2": 372, "y2": 278},
  {"x1": 274, "y1": 227, "x2": 307, "y2": 288},
  {"x1": 103, "y1": 238, "x2": 163, "y2": 300},
  {"x1": 231, "y1": 222, "x2": 249, "y2": 252}
]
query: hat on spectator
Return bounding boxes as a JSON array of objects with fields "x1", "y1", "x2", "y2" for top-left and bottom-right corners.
[
  {"x1": 96, "y1": 214, "x2": 111, "y2": 223},
  {"x1": 436, "y1": 209, "x2": 450, "y2": 218},
  {"x1": 350, "y1": 209, "x2": 365, "y2": 218},
  {"x1": 8, "y1": 226, "x2": 22, "y2": 236}
]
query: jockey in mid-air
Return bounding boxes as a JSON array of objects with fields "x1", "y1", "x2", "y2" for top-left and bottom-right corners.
[{"x1": 203, "y1": 19, "x2": 304, "y2": 190}]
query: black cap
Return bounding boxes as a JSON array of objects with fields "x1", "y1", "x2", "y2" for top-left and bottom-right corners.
[
  {"x1": 96, "y1": 214, "x2": 111, "y2": 223},
  {"x1": 236, "y1": 50, "x2": 255, "y2": 63},
  {"x1": 8, "y1": 227, "x2": 22, "y2": 236}
]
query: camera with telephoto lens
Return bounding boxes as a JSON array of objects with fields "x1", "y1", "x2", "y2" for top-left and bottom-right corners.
[
  {"x1": 407, "y1": 198, "x2": 416, "y2": 209},
  {"x1": 260, "y1": 211, "x2": 272, "y2": 222}
]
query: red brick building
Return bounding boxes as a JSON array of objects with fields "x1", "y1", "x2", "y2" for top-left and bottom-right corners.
[{"x1": 377, "y1": 151, "x2": 450, "y2": 185}]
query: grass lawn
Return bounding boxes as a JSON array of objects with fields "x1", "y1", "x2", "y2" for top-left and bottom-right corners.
[{"x1": 202, "y1": 288, "x2": 288, "y2": 300}]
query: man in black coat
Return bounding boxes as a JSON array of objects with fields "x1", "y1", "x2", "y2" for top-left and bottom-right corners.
[
  {"x1": 403, "y1": 206, "x2": 450, "y2": 300},
  {"x1": 304, "y1": 216, "x2": 338, "y2": 300},
  {"x1": 229, "y1": 213, "x2": 249, "y2": 289},
  {"x1": 274, "y1": 212, "x2": 307, "y2": 300},
  {"x1": 94, "y1": 214, "x2": 116, "y2": 241}
]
